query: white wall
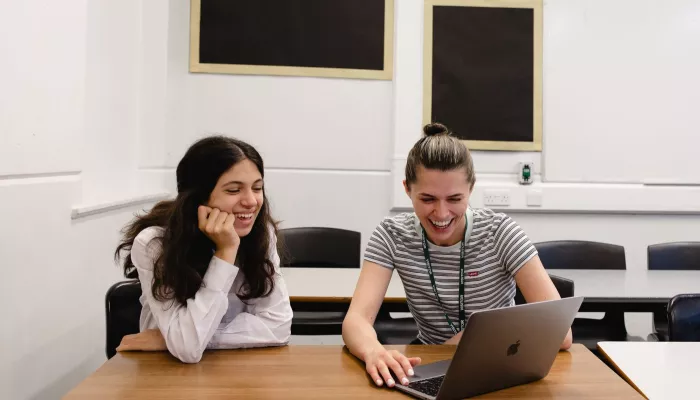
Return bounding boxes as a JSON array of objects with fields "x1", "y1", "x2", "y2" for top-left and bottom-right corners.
[
  {"x1": 82, "y1": 0, "x2": 142, "y2": 203},
  {"x1": 0, "y1": 1, "x2": 85, "y2": 177},
  {"x1": 0, "y1": 1, "x2": 156, "y2": 399},
  {"x1": 138, "y1": 0, "x2": 170, "y2": 170},
  {"x1": 392, "y1": 0, "x2": 700, "y2": 213},
  {"x1": 543, "y1": 0, "x2": 700, "y2": 184},
  {"x1": 0, "y1": 179, "x2": 149, "y2": 399}
]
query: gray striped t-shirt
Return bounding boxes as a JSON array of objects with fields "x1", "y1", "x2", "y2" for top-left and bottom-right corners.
[{"x1": 365, "y1": 208, "x2": 537, "y2": 344}]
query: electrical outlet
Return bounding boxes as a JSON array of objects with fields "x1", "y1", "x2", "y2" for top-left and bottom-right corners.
[{"x1": 483, "y1": 189, "x2": 511, "y2": 206}]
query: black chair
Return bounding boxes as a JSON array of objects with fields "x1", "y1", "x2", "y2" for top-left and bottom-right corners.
[
  {"x1": 535, "y1": 240, "x2": 626, "y2": 270},
  {"x1": 514, "y1": 274, "x2": 574, "y2": 304},
  {"x1": 647, "y1": 242, "x2": 700, "y2": 341},
  {"x1": 668, "y1": 294, "x2": 700, "y2": 341},
  {"x1": 648, "y1": 242, "x2": 700, "y2": 271},
  {"x1": 279, "y1": 227, "x2": 361, "y2": 269},
  {"x1": 279, "y1": 227, "x2": 361, "y2": 335},
  {"x1": 535, "y1": 241, "x2": 629, "y2": 350},
  {"x1": 374, "y1": 306, "x2": 419, "y2": 345},
  {"x1": 105, "y1": 280, "x2": 142, "y2": 359},
  {"x1": 516, "y1": 275, "x2": 584, "y2": 344}
]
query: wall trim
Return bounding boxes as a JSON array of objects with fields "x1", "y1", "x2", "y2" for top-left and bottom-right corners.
[
  {"x1": 71, "y1": 192, "x2": 172, "y2": 220},
  {"x1": 391, "y1": 157, "x2": 700, "y2": 215}
]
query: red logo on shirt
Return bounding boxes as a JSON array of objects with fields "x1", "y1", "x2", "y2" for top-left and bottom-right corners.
[{"x1": 468, "y1": 271, "x2": 479, "y2": 277}]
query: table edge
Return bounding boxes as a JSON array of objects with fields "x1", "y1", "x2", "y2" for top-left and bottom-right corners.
[{"x1": 596, "y1": 343, "x2": 648, "y2": 399}]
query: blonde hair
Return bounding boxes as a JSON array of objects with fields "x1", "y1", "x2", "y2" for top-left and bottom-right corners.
[{"x1": 405, "y1": 123, "x2": 475, "y2": 188}]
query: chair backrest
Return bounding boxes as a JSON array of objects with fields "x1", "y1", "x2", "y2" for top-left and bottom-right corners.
[
  {"x1": 278, "y1": 227, "x2": 361, "y2": 268},
  {"x1": 105, "y1": 280, "x2": 143, "y2": 359},
  {"x1": 668, "y1": 294, "x2": 700, "y2": 341},
  {"x1": 534, "y1": 240, "x2": 626, "y2": 270},
  {"x1": 515, "y1": 274, "x2": 574, "y2": 305},
  {"x1": 648, "y1": 242, "x2": 700, "y2": 270}
]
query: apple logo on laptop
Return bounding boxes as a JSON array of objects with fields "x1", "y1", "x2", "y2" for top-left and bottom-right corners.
[{"x1": 507, "y1": 340, "x2": 521, "y2": 356}]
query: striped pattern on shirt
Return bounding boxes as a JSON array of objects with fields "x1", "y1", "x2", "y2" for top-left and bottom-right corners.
[{"x1": 365, "y1": 208, "x2": 537, "y2": 344}]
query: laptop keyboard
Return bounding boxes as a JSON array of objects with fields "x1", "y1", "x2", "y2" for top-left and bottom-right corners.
[{"x1": 408, "y1": 375, "x2": 445, "y2": 397}]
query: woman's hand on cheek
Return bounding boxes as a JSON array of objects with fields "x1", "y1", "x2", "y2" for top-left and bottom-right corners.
[{"x1": 198, "y1": 205, "x2": 240, "y2": 263}]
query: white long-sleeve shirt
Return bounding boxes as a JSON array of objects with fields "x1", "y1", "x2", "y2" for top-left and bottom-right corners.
[{"x1": 131, "y1": 226, "x2": 293, "y2": 363}]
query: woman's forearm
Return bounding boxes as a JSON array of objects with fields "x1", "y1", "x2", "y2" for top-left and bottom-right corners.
[{"x1": 342, "y1": 312, "x2": 385, "y2": 361}]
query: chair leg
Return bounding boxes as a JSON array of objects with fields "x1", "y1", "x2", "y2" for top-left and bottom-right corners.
[{"x1": 602, "y1": 311, "x2": 627, "y2": 338}]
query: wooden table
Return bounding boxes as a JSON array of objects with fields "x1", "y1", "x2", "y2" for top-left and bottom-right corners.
[
  {"x1": 64, "y1": 344, "x2": 641, "y2": 399},
  {"x1": 598, "y1": 342, "x2": 700, "y2": 399}
]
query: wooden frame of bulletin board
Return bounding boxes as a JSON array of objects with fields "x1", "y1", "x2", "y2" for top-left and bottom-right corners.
[
  {"x1": 424, "y1": 0, "x2": 543, "y2": 151},
  {"x1": 189, "y1": 0, "x2": 395, "y2": 80}
]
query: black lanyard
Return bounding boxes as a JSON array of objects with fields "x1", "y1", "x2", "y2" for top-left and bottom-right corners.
[{"x1": 421, "y1": 225, "x2": 466, "y2": 335}]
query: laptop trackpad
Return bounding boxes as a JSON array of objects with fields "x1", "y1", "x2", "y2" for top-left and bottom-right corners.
[{"x1": 410, "y1": 360, "x2": 451, "y2": 381}]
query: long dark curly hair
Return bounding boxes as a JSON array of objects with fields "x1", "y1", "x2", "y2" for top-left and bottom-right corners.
[{"x1": 115, "y1": 136, "x2": 277, "y2": 304}]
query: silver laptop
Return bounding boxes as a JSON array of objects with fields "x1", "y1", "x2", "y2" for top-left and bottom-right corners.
[{"x1": 395, "y1": 296, "x2": 583, "y2": 400}]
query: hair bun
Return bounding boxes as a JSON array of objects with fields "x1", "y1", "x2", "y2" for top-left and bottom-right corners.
[{"x1": 423, "y1": 122, "x2": 450, "y2": 137}]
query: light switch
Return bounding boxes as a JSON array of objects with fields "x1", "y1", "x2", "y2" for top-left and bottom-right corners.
[{"x1": 527, "y1": 189, "x2": 542, "y2": 207}]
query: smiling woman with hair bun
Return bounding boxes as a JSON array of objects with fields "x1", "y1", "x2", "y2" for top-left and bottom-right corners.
[{"x1": 342, "y1": 123, "x2": 572, "y2": 388}]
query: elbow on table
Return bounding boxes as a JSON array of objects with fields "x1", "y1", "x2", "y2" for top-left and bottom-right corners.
[
  {"x1": 170, "y1": 347, "x2": 205, "y2": 364},
  {"x1": 275, "y1": 316, "x2": 293, "y2": 345},
  {"x1": 560, "y1": 329, "x2": 573, "y2": 351},
  {"x1": 165, "y1": 334, "x2": 205, "y2": 363}
]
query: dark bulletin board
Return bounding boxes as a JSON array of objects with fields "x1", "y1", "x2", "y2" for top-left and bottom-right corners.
[
  {"x1": 190, "y1": 0, "x2": 394, "y2": 80},
  {"x1": 424, "y1": 0, "x2": 542, "y2": 151}
]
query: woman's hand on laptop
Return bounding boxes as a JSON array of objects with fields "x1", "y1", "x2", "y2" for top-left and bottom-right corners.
[{"x1": 364, "y1": 347, "x2": 421, "y2": 388}]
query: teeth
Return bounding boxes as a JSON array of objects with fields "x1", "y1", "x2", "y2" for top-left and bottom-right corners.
[
  {"x1": 430, "y1": 219, "x2": 452, "y2": 227},
  {"x1": 235, "y1": 213, "x2": 253, "y2": 219}
]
